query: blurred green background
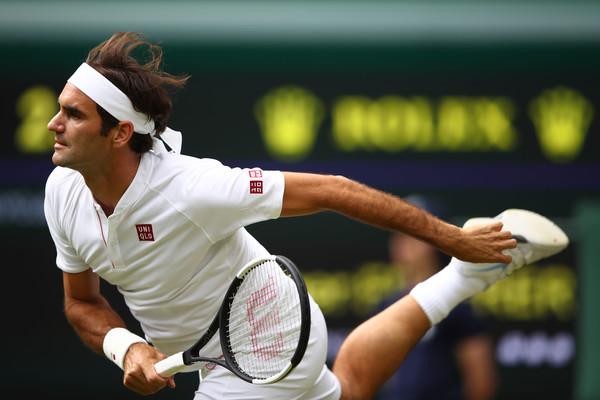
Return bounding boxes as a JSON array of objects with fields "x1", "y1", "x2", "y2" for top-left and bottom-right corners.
[{"x1": 1, "y1": 0, "x2": 599, "y2": 399}]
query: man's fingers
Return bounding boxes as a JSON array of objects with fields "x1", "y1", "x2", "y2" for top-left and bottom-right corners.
[
  {"x1": 489, "y1": 220, "x2": 504, "y2": 232},
  {"x1": 498, "y1": 252, "x2": 513, "y2": 264},
  {"x1": 124, "y1": 373, "x2": 166, "y2": 395},
  {"x1": 167, "y1": 376, "x2": 176, "y2": 389},
  {"x1": 505, "y1": 237, "x2": 518, "y2": 249},
  {"x1": 122, "y1": 346, "x2": 174, "y2": 396}
]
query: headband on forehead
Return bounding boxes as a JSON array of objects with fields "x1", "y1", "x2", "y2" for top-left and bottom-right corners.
[{"x1": 67, "y1": 63, "x2": 182, "y2": 154}]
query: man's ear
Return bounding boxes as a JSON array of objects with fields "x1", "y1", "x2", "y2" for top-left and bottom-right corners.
[{"x1": 112, "y1": 121, "x2": 135, "y2": 148}]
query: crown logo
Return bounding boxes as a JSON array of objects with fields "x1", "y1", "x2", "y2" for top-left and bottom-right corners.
[
  {"x1": 254, "y1": 85, "x2": 324, "y2": 162},
  {"x1": 529, "y1": 86, "x2": 594, "y2": 163}
]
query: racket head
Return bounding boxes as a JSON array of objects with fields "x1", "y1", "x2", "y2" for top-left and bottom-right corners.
[{"x1": 219, "y1": 255, "x2": 311, "y2": 384}]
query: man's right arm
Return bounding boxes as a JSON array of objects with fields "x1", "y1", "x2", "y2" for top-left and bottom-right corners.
[
  {"x1": 63, "y1": 270, "x2": 174, "y2": 394},
  {"x1": 62, "y1": 269, "x2": 126, "y2": 354}
]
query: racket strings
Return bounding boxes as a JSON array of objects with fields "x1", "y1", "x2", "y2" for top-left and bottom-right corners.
[{"x1": 226, "y1": 260, "x2": 303, "y2": 378}]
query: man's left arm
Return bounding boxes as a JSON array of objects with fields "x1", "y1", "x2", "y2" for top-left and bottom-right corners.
[{"x1": 280, "y1": 172, "x2": 515, "y2": 264}]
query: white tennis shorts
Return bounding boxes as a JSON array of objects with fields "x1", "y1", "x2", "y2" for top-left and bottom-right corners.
[{"x1": 193, "y1": 301, "x2": 342, "y2": 400}]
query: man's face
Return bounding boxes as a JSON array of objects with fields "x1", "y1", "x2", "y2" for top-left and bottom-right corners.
[{"x1": 47, "y1": 83, "x2": 112, "y2": 171}]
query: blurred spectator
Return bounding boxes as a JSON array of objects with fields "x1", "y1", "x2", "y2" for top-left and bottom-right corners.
[{"x1": 376, "y1": 196, "x2": 498, "y2": 400}]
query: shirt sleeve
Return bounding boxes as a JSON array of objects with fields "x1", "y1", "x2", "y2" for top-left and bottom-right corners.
[
  {"x1": 172, "y1": 160, "x2": 285, "y2": 243},
  {"x1": 44, "y1": 168, "x2": 90, "y2": 273}
]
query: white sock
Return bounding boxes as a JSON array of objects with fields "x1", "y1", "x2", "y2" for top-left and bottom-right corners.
[{"x1": 410, "y1": 258, "x2": 487, "y2": 325}]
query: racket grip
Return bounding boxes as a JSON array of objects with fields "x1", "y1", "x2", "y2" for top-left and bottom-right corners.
[{"x1": 155, "y1": 352, "x2": 187, "y2": 377}]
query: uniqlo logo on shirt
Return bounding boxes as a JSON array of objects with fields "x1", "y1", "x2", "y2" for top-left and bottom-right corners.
[
  {"x1": 250, "y1": 180, "x2": 263, "y2": 194},
  {"x1": 249, "y1": 170, "x2": 263, "y2": 178},
  {"x1": 136, "y1": 224, "x2": 155, "y2": 241}
]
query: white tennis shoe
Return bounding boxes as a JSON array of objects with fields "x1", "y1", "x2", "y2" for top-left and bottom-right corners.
[{"x1": 452, "y1": 209, "x2": 569, "y2": 288}]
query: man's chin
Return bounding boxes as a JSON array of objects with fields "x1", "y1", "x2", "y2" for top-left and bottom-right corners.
[{"x1": 51, "y1": 153, "x2": 68, "y2": 168}]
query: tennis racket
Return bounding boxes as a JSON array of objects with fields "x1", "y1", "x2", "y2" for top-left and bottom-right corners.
[{"x1": 154, "y1": 255, "x2": 311, "y2": 385}]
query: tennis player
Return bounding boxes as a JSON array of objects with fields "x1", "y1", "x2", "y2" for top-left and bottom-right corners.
[{"x1": 44, "y1": 32, "x2": 567, "y2": 400}]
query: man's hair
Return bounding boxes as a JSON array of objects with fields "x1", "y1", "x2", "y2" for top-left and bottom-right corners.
[{"x1": 86, "y1": 32, "x2": 190, "y2": 153}]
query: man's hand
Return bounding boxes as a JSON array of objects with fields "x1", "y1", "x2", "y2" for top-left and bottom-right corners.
[
  {"x1": 449, "y1": 221, "x2": 516, "y2": 264},
  {"x1": 122, "y1": 342, "x2": 176, "y2": 395}
]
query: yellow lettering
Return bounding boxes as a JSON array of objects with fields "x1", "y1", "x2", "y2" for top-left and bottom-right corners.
[
  {"x1": 14, "y1": 85, "x2": 58, "y2": 154},
  {"x1": 304, "y1": 270, "x2": 352, "y2": 317},
  {"x1": 332, "y1": 95, "x2": 516, "y2": 154},
  {"x1": 304, "y1": 262, "x2": 402, "y2": 317},
  {"x1": 539, "y1": 264, "x2": 577, "y2": 320},
  {"x1": 373, "y1": 96, "x2": 435, "y2": 152},
  {"x1": 332, "y1": 96, "x2": 374, "y2": 151},
  {"x1": 350, "y1": 262, "x2": 402, "y2": 315},
  {"x1": 437, "y1": 97, "x2": 473, "y2": 150},
  {"x1": 471, "y1": 264, "x2": 576, "y2": 320},
  {"x1": 306, "y1": 261, "x2": 575, "y2": 322},
  {"x1": 408, "y1": 97, "x2": 436, "y2": 151},
  {"x1": 474, "y1": 97, "x2": 516, "y2": 151}
]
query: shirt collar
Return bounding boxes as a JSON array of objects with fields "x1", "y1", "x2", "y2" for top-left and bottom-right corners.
[{"x1": 109, "y1": 152, "x2": 154, "y2": 218}]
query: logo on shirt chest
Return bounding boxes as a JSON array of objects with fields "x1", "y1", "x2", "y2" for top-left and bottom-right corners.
[{"x1": 135, "y1": 224, "x2": 155, "y2": 241}]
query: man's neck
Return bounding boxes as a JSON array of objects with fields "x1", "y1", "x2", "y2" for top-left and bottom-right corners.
[{"x1": 82, "y1": 153, "x2": 142, "y2": 217}]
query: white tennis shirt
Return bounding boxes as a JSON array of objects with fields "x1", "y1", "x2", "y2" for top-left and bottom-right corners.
[{"x1": 44, "y1": 151, "x2": 286, "y2": 356}]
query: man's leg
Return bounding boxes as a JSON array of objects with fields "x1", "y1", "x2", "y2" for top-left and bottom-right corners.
[
  {"x1": 333, "y1": 295, "x2": 430, "y2": 400},
  {"x1": 333, "y1": 209, "x2": 569, "y2": 400}
]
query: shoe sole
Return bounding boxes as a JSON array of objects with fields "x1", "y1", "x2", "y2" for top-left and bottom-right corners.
[
  {"x1": 496, "y1": 209, "x2": 569, "y2": 249},
  {"x1": 465, "y1": 209, "x2": 569, "y2": 258}
]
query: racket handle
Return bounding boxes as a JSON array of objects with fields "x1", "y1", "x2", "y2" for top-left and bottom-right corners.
[{"x1": 155, "y1": 351, "x2": 187, "y2": 377}]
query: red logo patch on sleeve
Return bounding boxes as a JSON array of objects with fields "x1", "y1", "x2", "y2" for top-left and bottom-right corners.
[
  {"x1": 250, "y1": 180, "x2": 263, "y2": 194},
  {"x1": 249, "y1": 170, "x2": 263, "y2": 178},
  {"x1": 136, "y1": 224, "x2": 155, "y2": 241}
]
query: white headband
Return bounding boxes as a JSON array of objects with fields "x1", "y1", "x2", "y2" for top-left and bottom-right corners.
[{"x1": 67, "y1": 63, "x2": 182, "y2": 154}]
